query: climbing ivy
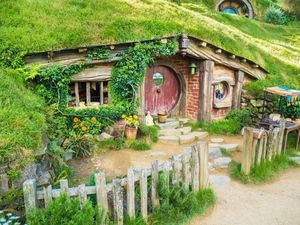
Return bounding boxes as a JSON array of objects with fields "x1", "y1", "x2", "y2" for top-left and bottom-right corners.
[
  {"x1": 111, "y1": 39, "x2": 177, "y2": 103},
  {"x1": 86, "y1": 47, "x2": 111, "y2": 62}
]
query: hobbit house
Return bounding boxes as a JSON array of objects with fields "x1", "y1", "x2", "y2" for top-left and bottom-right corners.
[{"x1": 215, "y1": 0, "x2": 255, "y2": 18}]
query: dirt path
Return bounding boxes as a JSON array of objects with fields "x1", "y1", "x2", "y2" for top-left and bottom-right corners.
[{"x1": 190, "y1": 168, "x2": 300, "y2": 225}]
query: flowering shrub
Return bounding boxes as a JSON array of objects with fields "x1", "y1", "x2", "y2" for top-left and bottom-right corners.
[
  {"x1": 122, "y1": 115, "x2": 139, "y2": 128},
  {"x1": 71, "y1": 116, "x2": 102, "y2": 135}
]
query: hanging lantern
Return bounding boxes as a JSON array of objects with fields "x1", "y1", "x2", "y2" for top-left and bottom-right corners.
[{"x1": 189, "y1": 63, "x2": 196, "y2": 76}]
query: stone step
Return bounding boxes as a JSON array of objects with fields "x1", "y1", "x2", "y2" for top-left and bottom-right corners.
[
  {"x1": 210, "y1": 138, "x2": 224, "y2": 143},
  {"x1": 192, "y1": 132, "x2": 208, "y2": 140},
  {"x1": 289, "y1": 156, "x2": 300, "y2": 164},
  {"x1": 157, "y1": 119, "x2": 179, "y2": 130},
  {"x1": 209, "y1": 175, "x2": 230, "y2": 185},
  {"x1": 220, "y1": 144, "x2": 239, "y2": 152},
  {"x1": 179, "y1": 134, "x2": 195, "y2": 144},
  {"x1": 158, "y1": 126, "x2": 192, "y2": 137},
  {"x1": 213, "y1": 157, "x2": 232, "y2": 168},
  {"x1": 208, "y1": 147, "x2": 222, "y2": 159},
  {"x1": 158, "y1": 136, "x2": 179, "y2": 144}
]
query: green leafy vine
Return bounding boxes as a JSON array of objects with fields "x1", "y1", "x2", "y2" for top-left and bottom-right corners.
[{"x1": 86, "y1": 47, "x2": 111, "y2": 62}]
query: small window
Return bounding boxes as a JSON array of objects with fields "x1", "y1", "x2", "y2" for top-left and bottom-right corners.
[
  {"x1": 223, "y1": 8, "x2": 238, "y2": 14},
  {"x1": 214, "y1": 82, "x2": 228, "y2": 101},
  {"x1": 152, "y1": 72, "x2": 164, "y2": 86}
]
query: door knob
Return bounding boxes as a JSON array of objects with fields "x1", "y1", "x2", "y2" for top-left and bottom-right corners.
[{"x1": 157, "y1": 89, "x2": 161, "y2": 93}]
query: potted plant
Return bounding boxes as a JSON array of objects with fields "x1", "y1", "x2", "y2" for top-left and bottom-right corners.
[
  {"x1": 123, "y1": 115, "x2": 139, "y2": 140},
  {"x1": 158, "y1": 111, "x2": 168, "y2": 123}
]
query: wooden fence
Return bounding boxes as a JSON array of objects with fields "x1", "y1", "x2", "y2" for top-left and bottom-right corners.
[
  {"x1": 23, "y1": 141, "x2": 209, "y2": 224},
  {"x1": 241, "y1": 119, "x2": 286, "y2": 175}
]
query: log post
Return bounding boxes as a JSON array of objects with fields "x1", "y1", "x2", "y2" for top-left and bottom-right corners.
[
  {"x1": 127, "y1": 168, "x2": 135, "y2": 219},
  {"x1": 60, "y1": 179, "x2": 69, "y2": 195},
  {"x1": 198, "y1": 141, "x2": 209, "y2": 190},
  {"x1": 163, "y1": 161, "x2": 170, "y2": 190},
  {"x1": 78, "y1": 184, "x2": 87, "y2": 206},
  {"x1": 100, "y1": 81, "x2": 104, "y2": 105},
  {"x1": 86, "y1": 82, "x2": 91, "y2": 106},
  {"x1": 172, "y1": 156, "x2": 180, "y2": 185},
  {"x1": 0, "y1": 174, "x2": 9, "y2": 194},
  {"x1": 43, "y1": 185, "x2": 52, "y2": 207},
  {"x1": 140, "y1": 169, "x2": 148, "y2": 220},
  {"x1": 182, "y1": 154, "x2": 190, "y2": 190},
  {"x1": 241, "y1": 127, "x2": 254, "y2": 175},
  {"x1": 232, "y1": 70, "x2": 245, "y2": 109},
  {"x1": 191, "y1": 145, "x2": 200, "y2": 191},
  {"x1": 198, "y1": 60, "x2": 214, "y2": 122},
  {"x1": 256, "y1": 139, "x2": 264, "y2": 165},
  {"x1": 75, "y1": 82, "x2": 79, "y2": 106},
  {"x1": 151, "y1": 160, "x2": 159, "y2": 208},
  {"x1": 113, "y1": 179, "x2": 123, "y2": 225},
  {"x1": 252, "y1": 139, "x2": 258, "y2": 166},
  {"x1": 23, "y1": 179, "x2": 37, "y2": 214},
  {"x1": 278, "y1": 118, "x2": 285, "y2": 154},
  {"x1": 95, "y1": 172, "x2": 108, "y2": 211}
]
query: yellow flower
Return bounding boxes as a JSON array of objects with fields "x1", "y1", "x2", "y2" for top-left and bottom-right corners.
[
  {"x1": 121, "y1": 114, "x2": 126, "y2": 119},
  {"x1": 91, "y1": 117, "x2": 96, "y2": 122},
  {"x1": 73, "y1": 124, "x2": 79, "y2": 129},
  {"x1": 133, "y1": 115, "x2": 138, "y2": 119},
  {"x1": 82, "y1": 126, "x2": 87, "y2": 132},
  {"x1": 73, "y1": 117, "x2": 79, "y2": 123}
]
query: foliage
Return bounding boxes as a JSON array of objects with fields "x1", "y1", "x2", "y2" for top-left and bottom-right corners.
[
  {"x1": 138, "y1": 123, "x2": 159, "y2": 143},
  {"x1": 226, "y1": 109, "x2": 254, "y2": 128},
  {"x1": 0, "y1": 45, "x2": 25, "y2": 69},
  {"x1": 125, "y1": 140, "x2": 151, "y2": 151},
  {"x1": 230, "y1": 155, "x2": 298, "y2": 184},
  {"x1": 0, "y1": 68, "x2": 46, "y2": 181},
  {"x1": 86, "y1": 47, "x2": 111, "y2": 62},
  {"x1": 285, "y1": 0, "x2": 300, "y2": 18},
  {"x1": 0, "y1": 210, "x2": 21, "y2": 225},
  {"x1": 66, "y1": 134, "x2": 97, "y2": 158},
  {"x1": 71, "y1": 116, "x2": 102, "y2": 135},
  {"x1": 148, "y1": 174, "x2": 215, "y2": 225},
  {"x1": 97, "y1": 138, "x2": 125, "y2": 151},
  {"x1": 111, "y1": 40, "x2": 177, "y2": 103},
  {"x1": 275, "y1": 97, "x2": 300, "y2": 119},
  {"x1": 264, "y1": 6, "x2": 289, "y2": 24},
  {"x1": 187, "y1": 121, "x2": 206, "y2": 132},
  {"x1": 123, "y1": 114, "x2": 140, "y2": 128},
  {"x1": 26, "y1": 193, "x2": 112, "y2": 225}
]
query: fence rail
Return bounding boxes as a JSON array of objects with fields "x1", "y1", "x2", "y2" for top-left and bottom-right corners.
[
  {"x1": 23, "y1": 141, "x2": 209, "y2": 224},
  {"x1": 241, "y1": 119, "x2": 286, "y2": 175}
]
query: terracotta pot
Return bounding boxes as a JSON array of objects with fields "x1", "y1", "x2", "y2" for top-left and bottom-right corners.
[
  {"x1": 158, "y1": 112, "x2": 168, "y2": 123},
  {"x1": 295, "y1": 118, "x2": 300, "y2": 124},
  {"x1": 125, "y1": 126, "x2": 138, "y2": 140}
]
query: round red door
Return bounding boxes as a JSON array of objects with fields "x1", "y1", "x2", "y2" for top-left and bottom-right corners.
[{"x1": 144, "y1": 65, "x2": 180, "y2": 115}]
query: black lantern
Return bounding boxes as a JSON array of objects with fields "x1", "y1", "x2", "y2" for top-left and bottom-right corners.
[{"x1": 179, "y1": 33, "x2": 190, "y2": 56}]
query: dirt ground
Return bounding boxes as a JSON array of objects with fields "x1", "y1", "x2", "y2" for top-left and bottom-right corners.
[
  {"x1": 69, "y1": 134, "x2": 243, "y2": 182},
  {"x1": 190, "y1": 167, "x2": 300, "y2": 225}
]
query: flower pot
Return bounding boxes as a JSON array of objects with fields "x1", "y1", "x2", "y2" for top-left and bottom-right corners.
[
  {"x1": 158, "y1": 112, "x2": 168, "y2": 123},
  {"x1": 125, "y1": 126, "x2": 137, "y2": 140}
]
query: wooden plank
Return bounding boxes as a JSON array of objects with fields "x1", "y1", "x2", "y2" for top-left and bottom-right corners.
[
  {"x1": 182, "y1": 154, "x2": 190, "y2": 190},
  {"x1": 43, "y1": 185, "x2": 52, "y2": 207},
  {"x1": 127, "y1": 168, "x2": 135, "y2": 218},
  {"x1": 198, "y1": 60, "x2": 214, "y2": 122},
  {"x1": 151, "y1": 160, "x2": 160, "y2": 208},
  {"x1": 273, "y1": 128, "x2": 279, "y2": 156},
  {"x1": 191, "y1": 145, "x2": 200, "y2": 191},
  {"x1": 75, "y1": 82, "x2": 79, "y2": 106},
  {"x1": 0, "y1": 173, "x2": 9, "y2": 194},
  {"x1": 241, "y1": 127, "x2": 254, "y2": 175},
  {"x1": 86, "y1": 82, "x2": 91, "y2": 106},
  {"x1": 256, "y1": 139, "x2": 264, "y2": 165},
  {"x1": 95, "y1": 172, "x2": 108, "y2": 210},
  {"x1": 163, "y1": 161, "x2": 170, "y2": 190},
  {"x1": 267, "y1": 129, "x2": 274, "y2": 160},
  {"x1": 198, "y1": 141, "x2": 209, "y2": 190},
  {"x1": 172, "y1": 156, "x2": 180, "y2": 185},
  {"x1": 252, "y1": 139, "x2": 258, "y2": 166},
  {"x1": 278, "y1": 118, "x2": 285, "y2": 154},
  {"x1": 23, "y1": 179, "x2": 37, "y2": 214},
  {"x1": 60, "y1": 179, "x2": 69, "y2": 195},
  {"x1": 262, "y1": 135, "x2": 268, "y2": 160},
  {"x1": 113, "y1": 180, "x2": 123, "y2": 225},
  {"x1": 232, "y1": 70, "x2": 244, "y2": 109},
  {"x1": 140, "y1": 169, "x2": 148, "y2": 220},
  {"x1": 100, "y1": 81, "x2": 104, "y2": 105},
  {"x1": 78, "y1": 184, "x2": 87, "y2": 206}
]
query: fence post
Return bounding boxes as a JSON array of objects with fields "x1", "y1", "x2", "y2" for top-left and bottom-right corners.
[
  {"x1": 163, "y1": 161, "x2": 170, "y2": 190},
  {"x1": 151, "y1": 160, "x2": 159, "y2": 208},
  {"x1": 23, "y1": 179, "x2": 37, "y2": 214},
  {"x1": 0, "y1": 174, "x2": 9, "y2": 194},
  {"x1": 43, "y1": 185, "x2": 52, "y2": 207},
  {"x1": 113, "y1": 179, "x2": 123, "y2": 225},
  {"x1": 198, "y1": 141, "x2": 209, "y2": 190},
  {"x1": 127, "y1": 168, "x2": 135, "y2": 219},
  {"x1": 278, "y1": 118, "x2": 285, "y2": 154},
  {"x1": 182, "y1": 154, "x2": 190, "y2": 190},
  {"x1": 140, "y1": 169, "x2": 148, "y2": 220},
  {"x1": 241, "y1": 127, "x2": 254, "y2": 175},
  {"x1": 60, "y1": 179, "x2": 69, "y2": 195},
  {"x1": 252, "y1": 139, "x2": 258, "y2": 166},
  {"x1": 95, "y1": 172, "x2": 108, "y2": 211},
  {"x1": 191, "y1": 145, "x2": 200, "y2": 192},
  {"x1": 256, "y1": 139, "x2": 264, "y2": 165},
  {"x1": 78, "y1": 184, "x2": 87, "y2": 206},
  {"x1": 172, "y1": 156, "x2": 180, "y2": 185}
]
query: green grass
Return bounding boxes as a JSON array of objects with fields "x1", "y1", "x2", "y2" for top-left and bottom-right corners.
[
  {"x1": 125, "y1": 140, "x2": 151, "y2": 151},
  {"x1": 230, "y1": 154, "x2": 298, "y2": 184},
  {"x1": 220, "y1": 148, "x2": 232, "y2": 157}
]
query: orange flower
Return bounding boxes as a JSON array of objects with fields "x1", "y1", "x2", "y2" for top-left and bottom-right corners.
[
  {"x1": 73, "y1": 124, "x2": 79, "y2": 129},
  {"x1": 91, "y1": 117, "x2": 96, "y2": 122},
  {"x1": 80, "y1": 122, "x2": 84, "y2": 127},
  {"x1": 82, "y1": 126, "x2": 87, "y2": 132},
  {"x1": 73, "y1": 117, "x2": 79, "y2": 123}
]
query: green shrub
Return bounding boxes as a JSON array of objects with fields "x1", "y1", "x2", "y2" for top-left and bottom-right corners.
[
  {"x1": 226, "y1": 109, "x2": 253, "y2": 128},
  {"x1": 206, "y1": 119, "x2": 241, "y2": 135},
  {"x1": 66, "y1": 134, "x2": 97, "y2": 158},
  {"x1": 138, "y1": 123, "x2": 159, "y2": 143},
  {"x1": 264, "y1": 6, "x2": 289, "y2": 24},
  {"x1": 126, "y1": 140, "x2": 151, "y2": 151},
  {"x1": 27, "y1": 193, "x2": 112, "y2": 225}
]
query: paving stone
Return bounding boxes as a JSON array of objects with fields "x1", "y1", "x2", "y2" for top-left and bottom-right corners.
[
  {"x1": 150, "y1": 152, "x2": 166, "y2": 157},
  {"x1": 211, "y1": 138, "x2": 224, "y2": 143},
  {"x1": 158, "y1": 129, "x2": 181, "y2": 137},
  {"x1": 191, "y1": 132, "x2": 208, "y2": 140},
  {"x1": 97, "y1": 132, "x2": 113, "y2": 141},
  {"x1": 182, "y1": 146, "x2": 192, "y2": 154},
  {"x1": 220, "y1": 144, "x2": 239, "y2": 152},
  {"x1": 158, "y1": 136, "x2": 179, "y2": 144},
  {"x1": 213, "y1": 157, "x2": 232, "y2": 168},
  {"x1": 209, "y1": 175, "x2": 230, "y2": 185},
  {"x1": 208, "y1": 147, "x2": 222, "y2": 159},
  {"x1": 178, "y1": 126, "x2": 192, "y2": 135},
  {"x1": 157, "y1": 119, "x2": 179, "y2": 130},
  {"x1": 179, "y1": 134, "x2": 195, "y2": 144},
  {"x1": 208, "y1": 162, "x2": 215, "y2": 172},
  {"x1": 209, "y1": 143, "x2": 221, "y2": 148},
  {"x1": 289, "y1": 156, "x2": 300, "y2": 164},
  {"x1": 37, "y1": 171, "x2": 51, "y2": 186},
  {"x1": 178, "y1": 118, "x2": 190, "y2": 124}
]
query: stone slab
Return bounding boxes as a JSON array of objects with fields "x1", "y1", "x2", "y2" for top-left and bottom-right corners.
[
  {"x1": 158, "y1": 136, "x2": 179, "y2": 144},
  {"x1": 209, "y1": 175, "x2": 230, "y2": 185},
  {"x1": 191, "y1": 132, "x2": 208, "y2": 140},
  {"x1": 178, "y1": 118, "x2": 190, "y2": 124},
  {"x1": 208, "y1": 147, "x2": 222, "y2": 159},
  {"x1": 150, "y1": 152, "x2": 166, "y2": 157},
  {"x1": 182, "y1": 146, "x2": 192, "y2": 154},
  {"x1": 213, "y1": 157, "x2": 232, "y2": 168},
  {"x1": 157, "y1": 119, "x2": 179, "y2": 130},
  {"x1": 178, "y1": 126, "x2": 192, "y2": 135},
  {"x1": 211, "y1": 138, "x2": 224, "y2": 143},
  {"x1": 179, "y1": 134, "x2": 195, "y2": 144},
  {"x1": 158, "y1": 129, "x2": 181, "y2": 137},
  {"x1": 220, "y1": 144, "x2": 239, "y2": 152},
  {"x1": 209, "y1": 143, "x2": 221, "y2": 148},
  {"x1": 289, "y1": 156, "x2": 300, "y2": 164}
]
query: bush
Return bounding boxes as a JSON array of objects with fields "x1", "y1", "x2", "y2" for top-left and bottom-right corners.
[
  {"x1": 66, "y1": 134, "x2": 97, "y2": 158},
  {"x1": 126, "y1": 140, "x2": 151, "y2": 151},
  {"x1": 27, "y1": 193, "x2": 112, "y2": 225},
  {"x1": 138, "y1": 123, "x2": 159, "y2": 143},
  {"x1": 206, "y1": 119, "x2": 241, "y2": 135},
  {"x1": 226, "y1": 109, "x2": 253, "y2": 128},
  {"x1": 264, "y1": 6, "x2": 289, "y2": 24}
]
